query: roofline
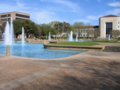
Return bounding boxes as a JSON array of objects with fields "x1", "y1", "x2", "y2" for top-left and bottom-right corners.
[
  {"x1": 100, "y1": 15, "x2": 119, "y2": 18},
  {"x1": 0, "y1": 11, "x2": 30, "y2": 15}
]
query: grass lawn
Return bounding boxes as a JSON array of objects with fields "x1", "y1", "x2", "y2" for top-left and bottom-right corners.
[{"x1": 49, "y1": 41, "x2": 99, "y2": 46}]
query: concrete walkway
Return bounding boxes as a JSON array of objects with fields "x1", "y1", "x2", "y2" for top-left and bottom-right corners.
[
  {"x1": 0, "y1": 67, "x2": 60, "y2": 90},
  {"x1": 0, "y1": 51, "x2": 120, "y2": 90}
]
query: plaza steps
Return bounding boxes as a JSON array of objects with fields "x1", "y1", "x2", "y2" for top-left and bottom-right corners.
[{"x1": 103, "y1": 46, "x2": 120, "y2": 52}]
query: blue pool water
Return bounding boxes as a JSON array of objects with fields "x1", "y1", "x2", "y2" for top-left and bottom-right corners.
[{"x1": 0, "y1": 42, "x2": 86, "y2": 59}]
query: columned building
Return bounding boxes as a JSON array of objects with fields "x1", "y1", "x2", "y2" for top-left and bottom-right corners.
[
  {"x1": 0, "y1": 11, "x2": 30, "y2": 23},
  {"x1": 74, "y1": 15, "x2": 120, "y2": 38},
  {"x1": 100, "y1": 15, "x2": 120, "y2": 38},
  {"x1": 74, "y1": 26, "x2": 99, "y2": 38}
]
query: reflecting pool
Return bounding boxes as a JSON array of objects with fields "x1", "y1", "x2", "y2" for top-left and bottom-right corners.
[{"x1": 0, "y1": 42, "x2": 86, "y2": 59}]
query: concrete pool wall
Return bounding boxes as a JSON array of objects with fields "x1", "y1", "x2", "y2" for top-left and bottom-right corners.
[
  {"x1": 26, "y1": 39, "x2": 105, "y2": 51},
  {"x1": 44, "y1": 44, "x2": 104, "y2": 51},
  {"x1": 24, "y1": 39, "x2": 120, "y2": 52},
  {"x1": 26, "y1": 39, "x2": 68, "y2": 43}
]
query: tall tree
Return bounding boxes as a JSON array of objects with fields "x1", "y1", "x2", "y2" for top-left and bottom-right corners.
[
  {"x1": 13, "y1": 20, "x2": 22, "y2": 38},
  {"x1": 73, "y1": 22, "x2": 85, "y2": 27},
  {"x1": 111, "y1": 30, "x2": 120, "y2": 38},
  {"x1": 40, "y1": 24, "x2": 51, "y2": 37},
  {"x1": 49, "y1": 21, "x2": 58, "y2": 28},
  {"x1": 0, "y1": 22, "x2": 6, "y2": 33},
  {"x1": 86, "y1": 23, "x2": 91, "y2": 26},
  {"x1": 54, "y1": 22, "x2": 71, "y2": 33},
  {"x1": 13, "y1": 19, "x2": 41, "y2": 38}
]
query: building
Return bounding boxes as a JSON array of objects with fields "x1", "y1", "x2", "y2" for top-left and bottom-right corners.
[
  {"x1": 100, "y1": 15, "x2": 120, "y2": 38},
  {"x1": 0, "y1": 11, "x2": 30, "y2": 39},
  {"x1": 74, "y1": 15, "x2": 120, "y2": 38},
  {"x1": 0, "y1": 11, "x2": 30, "y2": 23},
  {"x1": 74, "y1": 26, "x2": 99, "y2": 38}
]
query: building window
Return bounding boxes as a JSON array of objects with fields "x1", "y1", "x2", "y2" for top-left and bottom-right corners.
[
  {"x1": 16, "y1": 14, "x2": 30, "y2": 18},
  {"x1": 106, "y1": 22, "x2": 112, "y2": 34},
  {"x1": 118, "y1": 26, "x2": 119, "y2": 28},
  {"x1": 1, "y1": 19, "x2": 7, "y2": 21},
  {"x1": 16, "y1": 18, "x2": 21, "y2": 20},
  {"x1": 8, "y1": 14, "x2": 11, "y2": 17},
  {"x1": 16, "y1": 18, "x2": 26, "y2": 20},
  {"x1": 8, "y1": 18, "x2": 10, "y2": 20},
  {"x1": 1, "y1": 15, "x2": 7, "y2": 17}
]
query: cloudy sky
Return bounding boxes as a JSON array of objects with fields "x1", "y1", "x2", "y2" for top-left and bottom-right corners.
[{"x1": 0, "y1": 0, "x2": 119, "y2": 25}]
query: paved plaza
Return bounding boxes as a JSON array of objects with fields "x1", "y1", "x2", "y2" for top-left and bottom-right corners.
[{"x1": 0, "y1": 51, "x2": 120, "y2": 90}]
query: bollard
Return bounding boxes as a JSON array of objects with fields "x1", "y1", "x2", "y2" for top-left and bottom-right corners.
[{"x1": 6, "y1": 46, "x2": 10, "y2": 56}]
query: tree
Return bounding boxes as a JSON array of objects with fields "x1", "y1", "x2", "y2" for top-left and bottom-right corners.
[
  {"x1": 13, "y1": 20, "x2": 22, "y2": 38},
  {"x1": 94, "y1": 30, "x2": 100, "y2": 38},
  {"x1": 73, "y1": 22, "x2": 85, "y2": 27},
  {"x1": 40, "y1": 24, "x2": 51, "y2": 37},
  {"x1": 111, "y1": 30, "x2": 120, "y2": 38},
  {"x1": 53, "y1": 22, "x2": 71, "y2": 39},
  {"x1": 32, "y1": 24, "x2": 41, "y2": 38},
  {"x1": 86, "y1": 23, "x2": 91, "y2": 26},
  {"x1": 13, "y1": 19, "x2": 41, "y2": 38},
  {"x1": 54, "y1": 22, "x2": 71, "y2": 32},
  {"x1": 40, "y1": 24, "x2": 56, "y2": 39},
  {"x1": 69, "y1": 25, "x2": 75, "y2": 31},
  {"x1": 0, "y1": 22, "x2": 6, "y2": 33},
  {"x1": 73, "y1": 22, "x2": 86, "y2": 31},
  {"x1": 49, "y1": 21, "x2": 58, "y2": 28}
]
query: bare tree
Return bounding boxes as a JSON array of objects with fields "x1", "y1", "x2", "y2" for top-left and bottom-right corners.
[
  {"x1": 73, "y1": 22, "x2": 85, "y2": 27},
  {"x1": 94, "y1": 30, "x2": 100, "y2": 38},
  {"x1": 111, "y1": 30, "x2": 120, "y2": 38}
]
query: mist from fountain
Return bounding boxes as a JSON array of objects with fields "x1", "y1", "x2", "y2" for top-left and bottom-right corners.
[
  {"x1": 22, "y1": 27, "x2": 25, "y2": 45},
  {"x1": 9, "y1": 17, "x2": 14, "y2": 45},
  {"x1": 4, "y1": 21, "x2": 10, "y2": 45},
  {"x1": 68, "y1": 31, "x2": 73, "y2": 41},
  {"x1": 48, "y1": 32, "x2": 51, "y2": 40},
  {"x1": 108, "y1": 35, "x2": 110, "y2": 40},
  {"x1": 76, "y1": 34, "x2": 78, "y2": 41},
  {"x1": 4, "y1": 17, "x2": 14, "y2": 45}
]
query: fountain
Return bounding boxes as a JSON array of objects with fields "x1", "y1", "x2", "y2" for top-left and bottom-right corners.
[
  {"x1": 48, "y1": 32, "x2": 51, "y2": 40},
  {"x1": 4, "y1": 21, "x2": 10, "y2": 45},
  {"x1": 108, "y1": 34, "x2": 110, "y2": 40},
  {"x1": 22, "y1": 27, "x2": 25, "y2": 45},
  {"x1": 68, "y1": 31, "x2": 73, "y2": 41},
  {"x1": 4, "y1": 17, "x2": 14, "y2": 45},
  {"x1": 9, "y1": 17, "x2": 14, "y2": 45},
  {"x1": 76, "y1": 34, "x2": 78, "y2": 41}
]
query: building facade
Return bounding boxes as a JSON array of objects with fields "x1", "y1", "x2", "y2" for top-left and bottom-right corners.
[
  {"x1": 0, "y1": 11, "x2": 30, "y2": 23},
  {"x1": 74, "y1": 15, "x2": 120, "y2": 38},
  {"x1": 74, "y1": 26, "x2": 99, "y2": 38},
  {"x1": 100, "y1": 15, "x2": 120, "y2": 38}
]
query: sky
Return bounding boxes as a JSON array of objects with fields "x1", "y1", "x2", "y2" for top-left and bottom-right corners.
[{"x1": 0, "y1": 0, "x2": 120, "y2": 25}]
